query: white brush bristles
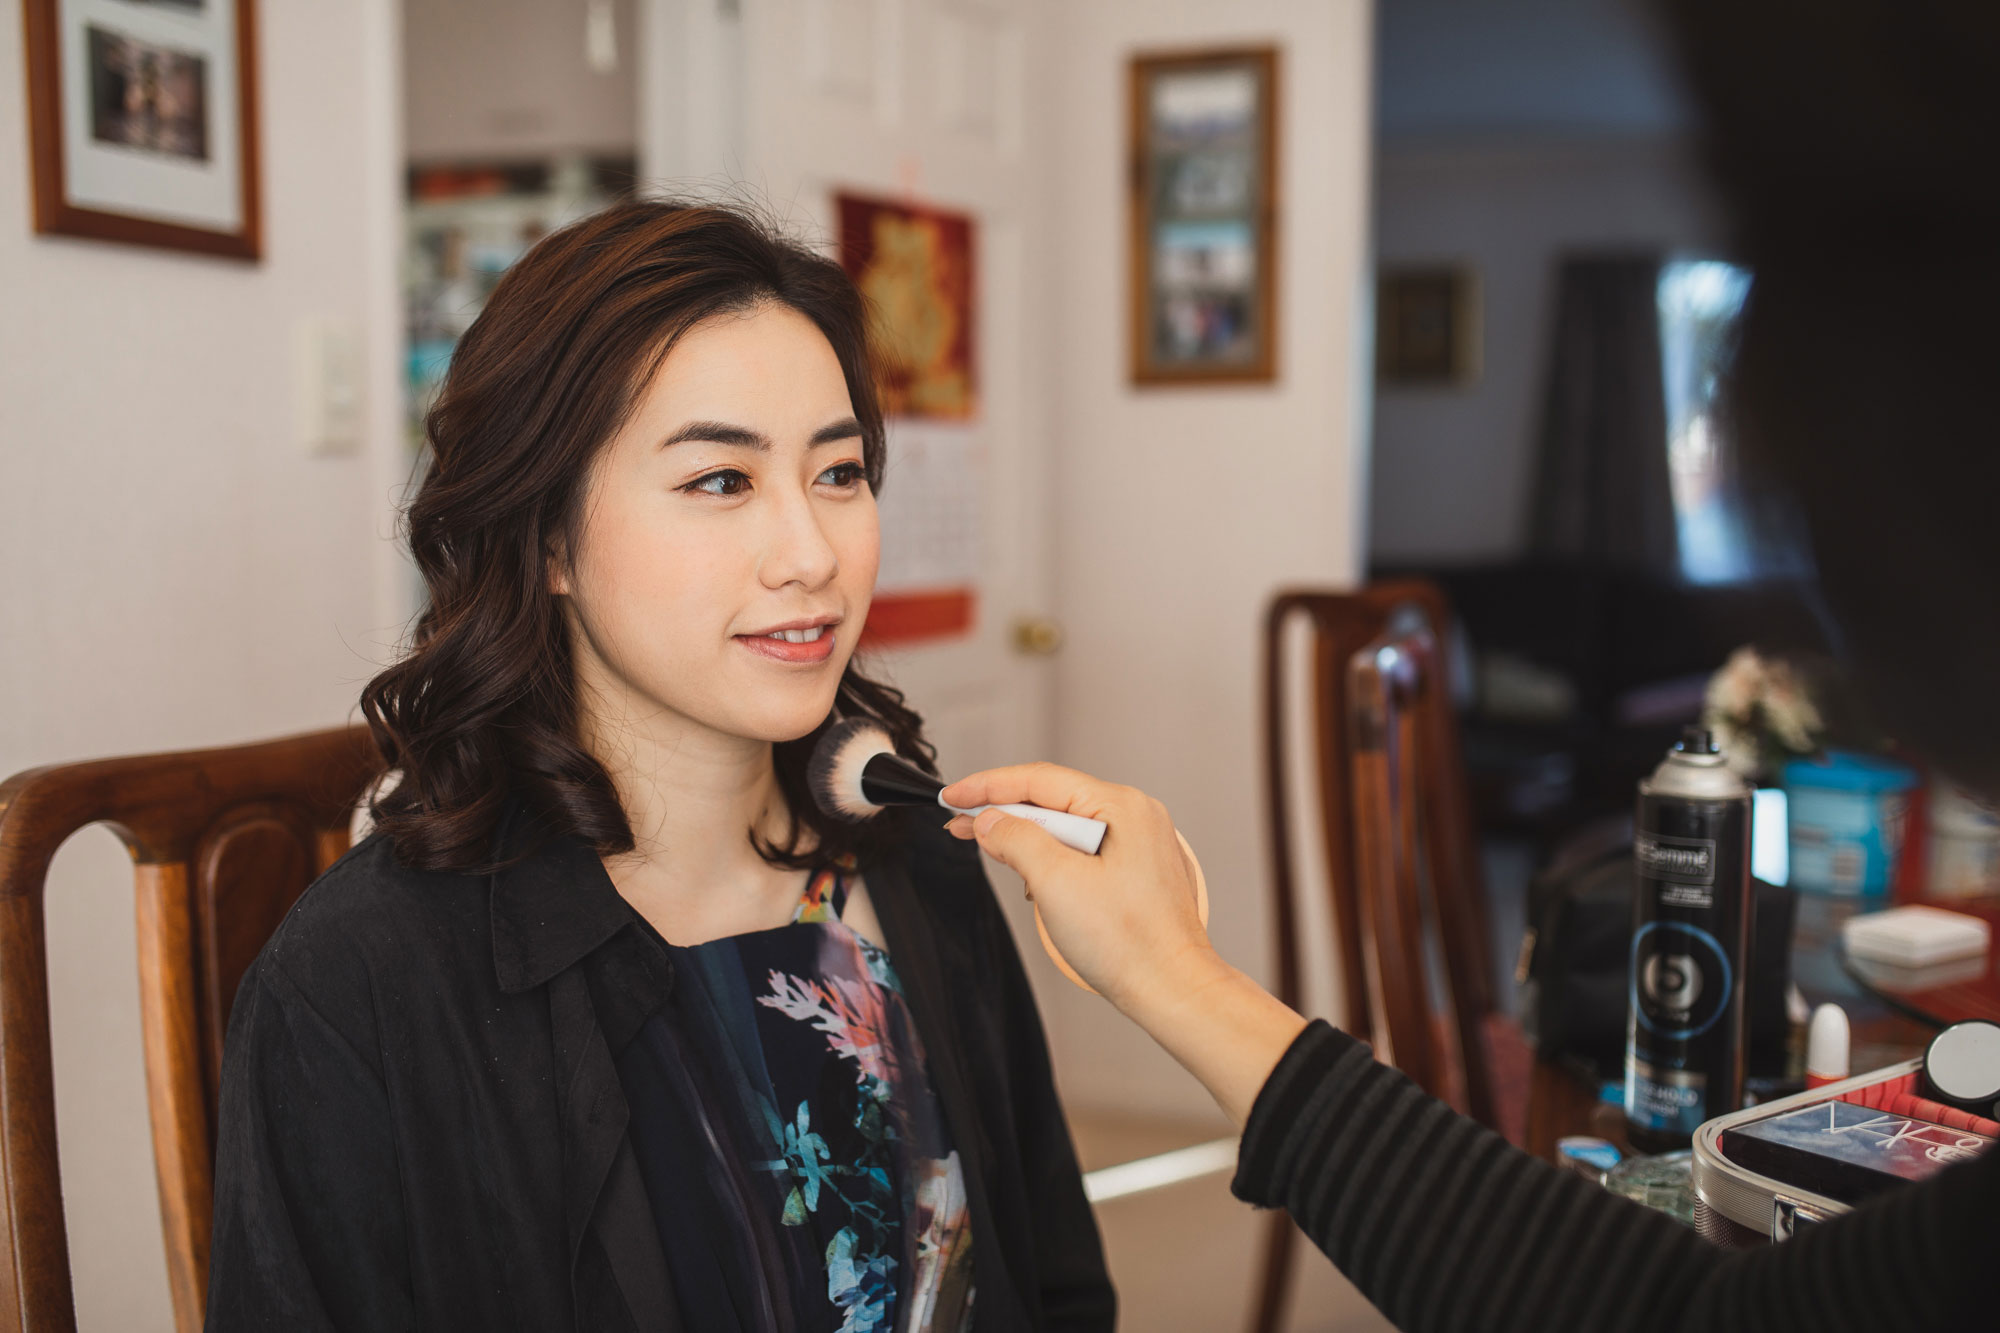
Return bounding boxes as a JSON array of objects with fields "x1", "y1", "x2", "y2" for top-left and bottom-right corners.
[{"x1": 806, "y1": 717, "x2": 899, "y2": 821}]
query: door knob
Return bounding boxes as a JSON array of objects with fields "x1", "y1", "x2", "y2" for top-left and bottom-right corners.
[{"x1": 1012, "y1": 616, "x2": 1064, "y2": 656}]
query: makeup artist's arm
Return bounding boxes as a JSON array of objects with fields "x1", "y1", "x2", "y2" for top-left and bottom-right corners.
[{"x1": 943, "y1": 765, "x2": 1994, "y2": 1333}]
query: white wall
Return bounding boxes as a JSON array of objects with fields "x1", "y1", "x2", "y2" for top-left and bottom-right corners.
[
  {"x1": 405, "y1": 0, "x2": 638, "y2": 162},
  {"x1": 0, "y1": 1, "x2": 405, "y2": 1325},
  {"x1": 1368, "y1": 136, "x2": 1725, "y2": 563},
  {"x1": 1043, "y1": 0, "x2": 1376, "y2": 1120}
]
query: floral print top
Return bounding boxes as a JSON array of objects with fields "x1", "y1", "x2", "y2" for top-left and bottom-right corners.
[{"x1": 615, "y1": 865, "x2": 975, "y2": 1333}]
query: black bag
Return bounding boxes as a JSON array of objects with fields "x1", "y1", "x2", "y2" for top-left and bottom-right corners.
[{"x1": 1519, "y1": 819, "x2": 1798, "y2": 1082}]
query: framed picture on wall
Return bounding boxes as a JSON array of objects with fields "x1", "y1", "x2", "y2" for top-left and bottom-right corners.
[
  {"x1": 1128, "y1": 46, "x2": 1279, "y2": 385},
  {"x1": 1377, "y1": 266, "x2": 1482, "y2": 386},
  {"x1": 21, "y1": 0, "x2": 262, "y2": 259}
]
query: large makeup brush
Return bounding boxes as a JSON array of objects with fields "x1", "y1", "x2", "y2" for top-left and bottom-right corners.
[
  {"x1": 810, "y1": 718, "x2": 1110, "y2": 852},
  {"x1": 807, "y1": 717, "x2": 1208, "y2": 992}
]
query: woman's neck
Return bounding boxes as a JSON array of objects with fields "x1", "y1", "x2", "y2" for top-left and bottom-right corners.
[{"x1": 582, "y1": 699, "x2": 807, "y2": 944}]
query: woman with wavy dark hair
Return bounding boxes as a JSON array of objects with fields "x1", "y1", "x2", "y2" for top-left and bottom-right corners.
[{"x1": 204, "y1": 200, "x2": 1114, "y2": 1333}]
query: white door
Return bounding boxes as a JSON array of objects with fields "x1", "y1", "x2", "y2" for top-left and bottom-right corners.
[{"x1": 644, "y1": 0, "x2": 1056, "y2": 788}]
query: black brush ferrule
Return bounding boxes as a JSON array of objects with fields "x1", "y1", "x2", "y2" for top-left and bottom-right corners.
[{"x1": 859, "y1": 752, "x2": 943, "y2": 809}]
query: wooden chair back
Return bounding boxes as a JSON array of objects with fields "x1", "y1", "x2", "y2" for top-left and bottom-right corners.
[
  {"x1": 1259, "y1": 583, "x2": 1492, "y2": 1062},
  {"x1": 1345, "y1": 610, "x2": 1499, "y2": 1119},
  {"x1": 1251, "y1": 581, "x2": 1497, "y2": 1333},
  {"x1": 0, "y1": 727, "x2": 379, "y2": 1333}
]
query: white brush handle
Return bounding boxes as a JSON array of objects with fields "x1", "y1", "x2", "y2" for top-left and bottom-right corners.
[{"x1": 941, "y1": 798, "x2": 1108, "y2": 855}]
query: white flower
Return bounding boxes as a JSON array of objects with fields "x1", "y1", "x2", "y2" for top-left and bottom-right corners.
[
  {"x1": 1760, "y1": 667, "x2": 1824, "y2": 754},
  {"x1": 1702, "y1": 645, "x2": 1824, "y2": 776},
  {"x1": 1705, "y1": 647, "x2": 1767, "y2": 723}
]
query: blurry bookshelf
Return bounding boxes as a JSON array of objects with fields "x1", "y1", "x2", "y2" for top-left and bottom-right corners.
[{"x1": 403, "y1": 153, "x2": 638, "y2": 450}]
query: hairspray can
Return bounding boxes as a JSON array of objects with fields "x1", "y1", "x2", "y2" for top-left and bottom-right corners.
[{"x1": 1625, "y1": 726, "x2": 1753, "y2": 1152}]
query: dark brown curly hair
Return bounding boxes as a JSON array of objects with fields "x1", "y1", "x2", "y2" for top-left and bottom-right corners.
[{"x1": 362, "y1": 199, "x2": 934, "y2": 872}]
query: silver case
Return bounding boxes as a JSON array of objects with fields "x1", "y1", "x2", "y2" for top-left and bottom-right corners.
[{"x1": 1690, "y1": 1059, "x2": 1923, "y2": 1241}]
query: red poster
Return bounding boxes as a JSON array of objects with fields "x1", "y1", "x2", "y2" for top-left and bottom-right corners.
[
  {"x1": 838, "y1": 193, "x2": 981, "y2": 647},
  {"x1": 836, "y1": 193, "x2": 977, "y2": 421}
]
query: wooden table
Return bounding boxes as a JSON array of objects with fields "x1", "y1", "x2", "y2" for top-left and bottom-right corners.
[{"x1": 1523, "y1": 896, "x2": 1996, "y2": 1161}]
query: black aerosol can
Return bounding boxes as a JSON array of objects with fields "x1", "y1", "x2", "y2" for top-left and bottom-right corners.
[{"x1": 1624, "y1": 726, "x2": 1754, "y2": 1152}]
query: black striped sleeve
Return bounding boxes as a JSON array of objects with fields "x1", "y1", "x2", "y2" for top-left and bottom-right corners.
[{"x1": 1231, "y1": 1020, "x2": 1994, "y2": 1333}]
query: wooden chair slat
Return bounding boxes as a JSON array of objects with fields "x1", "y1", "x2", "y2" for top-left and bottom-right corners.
[
  {"x1": 0, "y1": 726, "x2": 378, "y2": 1333},
  {"x1": 1252, "y1": 582, "x2": 1515, "y2": 1333}
]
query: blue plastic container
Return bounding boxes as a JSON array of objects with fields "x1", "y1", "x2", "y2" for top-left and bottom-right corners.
[{"x1": 1782, "y1": 750, "x2": 1918, "y2": 896}]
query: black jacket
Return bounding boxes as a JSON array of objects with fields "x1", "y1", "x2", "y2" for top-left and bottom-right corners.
[{"x1": 204, "y1": 808, "x2": 1115, "y2": 1332}]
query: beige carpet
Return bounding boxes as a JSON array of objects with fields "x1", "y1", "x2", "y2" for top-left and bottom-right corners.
[{"x1": 1071, "y1": 1110, "x2": 1397, "y2": 1333}]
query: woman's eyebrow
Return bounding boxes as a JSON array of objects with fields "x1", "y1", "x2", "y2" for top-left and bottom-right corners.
[
  {"x1": 661, "y1": 420, "x2": 769, "y2": 449},
  {"x1": 810, "y1": 417, "x2": 864, "y2": 446},
  {"x1": 658, "y1": 418, "x2": 862, "y2": 449}
]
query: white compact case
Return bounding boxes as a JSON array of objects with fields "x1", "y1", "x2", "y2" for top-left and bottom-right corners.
[{"x1": 1841, "y1": 905, "x2": 1992, "y2": 968}]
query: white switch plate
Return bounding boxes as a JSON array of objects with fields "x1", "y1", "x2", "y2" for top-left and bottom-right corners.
[{"x1": 295, "y1": 320, "x2": 362, "y2": 457}]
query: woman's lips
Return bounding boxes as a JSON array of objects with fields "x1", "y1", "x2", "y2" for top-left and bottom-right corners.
[{"x1": 735, "y1": 627, "x2": 838, "y2": 664}]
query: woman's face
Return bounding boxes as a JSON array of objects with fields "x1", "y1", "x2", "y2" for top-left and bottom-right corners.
[{"x1": 556, "y1": 302, "x2": 879, "y2": 747}]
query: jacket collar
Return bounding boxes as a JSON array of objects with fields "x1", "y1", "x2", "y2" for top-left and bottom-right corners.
[{"x1": 488, "y1": 802, "x2": 643, "y2": 994}]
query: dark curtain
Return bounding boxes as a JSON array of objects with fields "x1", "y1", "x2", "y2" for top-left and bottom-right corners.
[{"x1": 1528, "y1": 255, "x2": 1679, "y2": 575}]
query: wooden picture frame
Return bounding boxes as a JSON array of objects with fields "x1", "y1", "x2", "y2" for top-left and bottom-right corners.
[
  {"x1": 22, "y1": 0, "x2": 262, "y2": 260},
  {"x1": 1128, "y1": 46, "x2": 1279, "y2": 385},
  {"x1": 1377, "y1": 265, "x2": 1482, "y2": 386}
]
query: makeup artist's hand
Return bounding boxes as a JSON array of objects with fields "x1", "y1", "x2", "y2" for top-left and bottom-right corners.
[
  {"x1": 941, "y1": 766, "x2": 1210, "y2": 1009},
  {"x1": 943, "y1": 765, "x2": 1306, "y2": 1125}
]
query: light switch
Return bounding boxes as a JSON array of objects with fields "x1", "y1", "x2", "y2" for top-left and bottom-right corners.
[
  {"x1": 586, "y1": 0, "x2": 618, "y2": 73},
  {"x1": 295, "y1": 320, "x2": 362, "y2": 457}
]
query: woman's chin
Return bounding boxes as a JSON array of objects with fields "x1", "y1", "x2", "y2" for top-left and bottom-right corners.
[{"x1": 717, "y1": 696, "x2": 843, "y2": 747}]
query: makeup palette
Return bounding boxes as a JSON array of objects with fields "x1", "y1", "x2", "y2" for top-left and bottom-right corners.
[{"x1": 1693, "y1": 1058, "x2": 1997, "y2": 1245}]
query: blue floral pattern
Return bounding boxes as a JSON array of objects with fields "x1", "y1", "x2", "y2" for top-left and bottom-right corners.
[{"x1": 616, "y1": 866, "x2": 974, "y2": 1333}]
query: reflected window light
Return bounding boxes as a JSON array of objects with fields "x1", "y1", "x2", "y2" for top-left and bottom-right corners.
[
  {"x1": 1753, "y1": 785, "x2": 1789, "y2": 887},
  {"x1": 1657, "y1": 260, "x2": 1753, "y2": 584}
]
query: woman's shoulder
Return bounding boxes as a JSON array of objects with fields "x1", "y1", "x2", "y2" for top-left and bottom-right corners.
[
  {"x1": 247, "y1": 831, "x2": 494, "y2": 1020},
  {"x1": 274, "y1": 830, "x2": 490, "y2": 947}
]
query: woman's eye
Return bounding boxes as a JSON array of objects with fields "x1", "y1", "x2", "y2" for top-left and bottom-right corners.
[
  {"x1": 685, "y1": 469, "x2": 752, "y2": 497},
  {"x1": 818, "y1": 461, "x2": 867, "y2": 489}
]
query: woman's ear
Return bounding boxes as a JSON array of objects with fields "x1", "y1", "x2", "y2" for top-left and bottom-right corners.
[{"x1": 546, "y1": 536, "x2": 572, "y2": 597}]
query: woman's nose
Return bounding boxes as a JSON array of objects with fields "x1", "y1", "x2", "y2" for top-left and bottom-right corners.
[{"x1": 758, "y1": 487, "x2": 839, "y2": 591}]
